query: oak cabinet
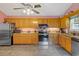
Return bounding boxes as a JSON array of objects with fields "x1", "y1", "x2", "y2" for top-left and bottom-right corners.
[
  {"x1": 60, "y1": 17, "x2": 69, "y2": 28},
  {"x1": 59, "y1": 34, "x2": 65, "y2": 48},
  {"x1": 65, "y1": 36, "x2": 72, "y2": 53},
  {"x1": 52, "y1": 33, "x2": 59, "y2": 44},
  {"x1": 13, "y1": 33, "x2": 38, "y2": 44},
  {"x1": 59, "y1": 34, "x2": 72, "y2": 54},
  {"x1": 6, "y1": 18, "x2": 39, "y2": 28},
  {"x1": 60, "y1": 35, "x2": 65, "y2": 48},
  {"x1": 30, "y1": 18, "x2": 38, "y2": 28},
  {"x1": 23, "y1": 19, "x2": 29, "y2": 28},
  {"x1": 42, "y1": 18, "x2": 48, "y2": 24},
  {"x1": 5, "y1": 18, "x2": 60, "y2": 28},
  {"x1": 38, "y1": 18, "x2": 44, "y2": 24},
  {"x1": 59, "y1": 35, "x2": 61, "y2": 45},
  {"x1": 48, "y1": 18, "x2": 59, "y2": 28}
]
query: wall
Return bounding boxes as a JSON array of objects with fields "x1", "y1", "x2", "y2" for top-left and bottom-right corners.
[
  {"x1": 0, "y1": 11, "x2": 6, "y2": 23},
  {"x1": 65, "y1": 3, "x2": 79, "y2": 15}
]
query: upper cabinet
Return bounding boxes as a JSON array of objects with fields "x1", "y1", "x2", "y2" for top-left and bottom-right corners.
[
  {"x1": 5, "y1": 18, "x2": 60, "y2": 28},
  {"x1": 38, "y1": 18, "x2": 48, "y2": 24},
  {"x1": 5, "y1": 18, "x2": 39, "y2": 28},
  {"x1": 60, "y1": 17, "x2": 70, "y2": 28},
  {"x1": 29, "y1": 18, "x2": 38, "y2": 28},
  {"x1": 48, "y1": 18, "x2": 60, "y2": 28}
]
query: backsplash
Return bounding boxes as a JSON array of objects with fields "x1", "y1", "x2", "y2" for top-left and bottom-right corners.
[{"x1": 15, "y1": 28, "x2": 60, "y2": 34}]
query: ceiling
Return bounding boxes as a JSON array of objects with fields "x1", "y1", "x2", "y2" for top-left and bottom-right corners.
[{"x1": 0, "y1": 3, "x2": 72, "y2": 17}]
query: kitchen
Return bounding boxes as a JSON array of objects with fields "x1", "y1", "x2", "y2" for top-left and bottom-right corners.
[{"x1": 0, "y1": 3, "x2": 79, "y2": 56}]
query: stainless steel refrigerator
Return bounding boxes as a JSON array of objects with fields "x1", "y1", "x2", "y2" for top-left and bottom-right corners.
[{"x1": 0, "y1": 23, "x2": 12, "y2": 45}]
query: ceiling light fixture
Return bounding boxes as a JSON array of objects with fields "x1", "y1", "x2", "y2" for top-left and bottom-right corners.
[
  {"x1": 23, "y1": 8, "x2": 34, "y2": 15},
  {"x1": 23, "y1": 9, "x2": 26, "y2": 13}
]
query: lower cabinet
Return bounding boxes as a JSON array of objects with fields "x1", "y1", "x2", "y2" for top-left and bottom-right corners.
[
  {"x1": 53, "y1": 33, "x2": 59, "y2": 44},
  {"x1": 59, "y1": 34, "x2": 72, "y2": 54},
  {"x1": 65, "y1": 37, "x2": 72, "y2": 53},
  {"x1": 59, "y1": 35, "x2": 62, "y2": 46},
  {"x1": 61, "y1": 35, "x2": 66, "y2": 48},
  {"x1": 13, "y1": 33, "x2": 38, "y2": 45}
]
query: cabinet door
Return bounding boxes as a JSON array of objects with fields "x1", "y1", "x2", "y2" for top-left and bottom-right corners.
[
  {"x1": 42, "y1": 18, "x2": 48, "y2": 24},
  {"x1": 59, "y1": 34, "x2": 66, "y2": 48},
  {"x1": 60, "y1": 17, "x2": 69, "y2": 28},
  {"x1": 32, "y1": 34, "x2": 38, "y2": 44},
  {"x1": 24, "y1": 19, "x2": 29, "y2": 28},
  {"x1": 15, "y1": 19, "x2": 20, "y2": 28},
  {"x1": 48, "y1": 19, "x2": 52, "y2": 27},
  {"x1": 31, "y1": 18, "x2": 38, "y2": 28},
  {"x1": 38, "y1": 18, "x2": 43, "y2": 24},
  {"x1": 59, "y1": 35, "x2": 62, "y2": 47},
  {"x1": 13, "y1": 36, "x2": 31, "y2": 44},
  {"x1": 65, "y1": 37, "x2": 72, "y2": 53},
  {"x1": 61, "y1": 35, "x2": 66, "y2": 48},
  {"x1": 48, "y1": 18, "x2": 59, "y2": 28},
  {"x1": 53, "y1": 33, "x2": 59, "y2": 44}
]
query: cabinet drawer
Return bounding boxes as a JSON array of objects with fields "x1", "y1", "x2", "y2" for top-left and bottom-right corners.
[
  {"x1": 14, "y1": 34, "x2": 28, "y2": 37},
  {"x1": 13, "y1": 37, "x2": 32, "y2": 44}
]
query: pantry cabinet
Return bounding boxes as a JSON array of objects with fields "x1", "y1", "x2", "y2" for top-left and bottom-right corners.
[{"x1": 13, "y1": 33, "x2": 38, "y2": 44}]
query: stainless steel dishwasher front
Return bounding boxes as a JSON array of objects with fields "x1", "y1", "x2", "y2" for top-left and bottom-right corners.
[{"x1": 72, "y1": 38, "x2": 79, "y2": 56}]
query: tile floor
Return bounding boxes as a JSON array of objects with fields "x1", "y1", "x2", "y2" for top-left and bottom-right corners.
[{"x1": 0, "y1": 41, "x2": 70, "y2": 56}]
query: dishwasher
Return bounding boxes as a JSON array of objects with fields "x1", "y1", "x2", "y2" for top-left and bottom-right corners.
[{"x1": 72, "y1": 37, "x2": 79, "y2": 56}]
